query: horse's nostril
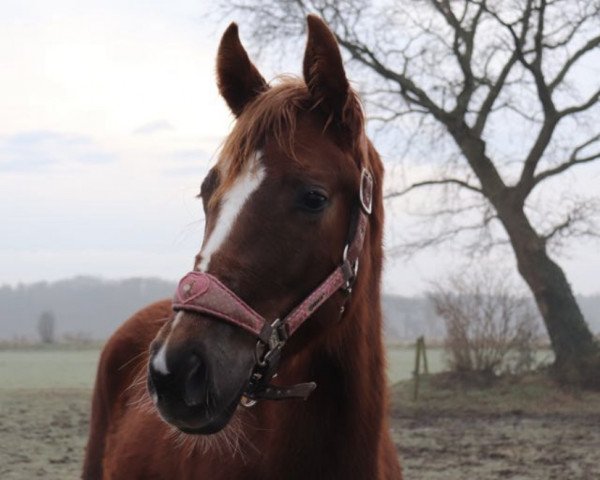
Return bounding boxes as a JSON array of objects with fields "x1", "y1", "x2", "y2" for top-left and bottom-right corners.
[
  {"x1": 183, "y1": 353, "x2": 209, "y2": 407},
  {"x1": 148, "y1": 348, "x2": 211, "y2": 409},
  {"x1": 147, "y1": 370, "x2": 156, "y2": 393}
]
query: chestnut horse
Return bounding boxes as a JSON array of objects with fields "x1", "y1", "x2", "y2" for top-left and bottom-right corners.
[{"x1": 83, "y1": 16, "x2": 402, "y2": 480}]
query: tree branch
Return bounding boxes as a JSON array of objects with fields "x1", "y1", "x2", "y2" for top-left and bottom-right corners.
[
  {"x1": 558, "y1": 86, "x2": 600, "y2": 118},
  {"x1": 473, "y1": 0, "x2": 534, "y2": 135},
  {"x1": 385, "y1": 178, "x2": 483, "y2": 199},
  {"x1": 484, "y1": 1, "x2": 560, "y2": 195},
  {"x1": 540, "y1": 199, "x2": 600, "y2": 245},
  {"x1": 473, "y1": 52, "x2": 519, "y2": 136},
  {"x1": 543, "y1": 216, "x2": 575, "y2": 242},
  {"x1": 518, "y1": 118, "x2": 559, "y2": 194},
  {"x1": 533, "y1": 133, "x2": 600, "y2": 185},
  {"x1": 335, "y1": 37, "x2": 450, "y2": 122},
  {"x1": 550, "y1": 34, "x2": 600, "y2": 92},
  {"x1": 428, "y1": 0, "x2": 482, "y2": 118}
]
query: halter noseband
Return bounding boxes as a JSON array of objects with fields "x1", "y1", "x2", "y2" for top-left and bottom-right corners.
[{"x1": 172, "y1": 167, "x2": 373, "y2": 403}]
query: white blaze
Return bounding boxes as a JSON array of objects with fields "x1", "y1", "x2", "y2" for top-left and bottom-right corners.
[
  {"x1": 197, "y1": 153, "x2": 265, "y2": 271},
  {"x1": 152, "y1": 342, "x2": 170, "y2": 375},
  {"x1": 151, "y1": 153, "x2": 265, "y2": 376},
  {"x1": 151, "y1": 312, "x2": 184, "y2": 375}
]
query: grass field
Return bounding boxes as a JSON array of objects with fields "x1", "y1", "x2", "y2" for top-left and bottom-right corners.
[
  {"x1": 1, "y1": 345, "x2": 598, "y2": 479},
  {"x1": 0, "y1": 345, "x2": 445, "y2": 390},
  {"x1": 0, "y1": 348, "x2": 99, "y2": 390}
]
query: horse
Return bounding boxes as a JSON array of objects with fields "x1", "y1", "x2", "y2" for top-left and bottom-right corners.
[{"x1": 82, "y1": 15, "x2": 402, "y2": 480}]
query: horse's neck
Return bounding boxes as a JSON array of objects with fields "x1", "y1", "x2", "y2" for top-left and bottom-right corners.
[{"x1": 253, "y1": 301, "x2": 388, "y2": 479}]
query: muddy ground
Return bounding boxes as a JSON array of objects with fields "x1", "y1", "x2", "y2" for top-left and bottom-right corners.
[
  {"x1": 1, "y1": 375, "x2": 599, "y2": 479},
  {"x1": 0, "y1": 389, "x2": 90, "y2": 479}
]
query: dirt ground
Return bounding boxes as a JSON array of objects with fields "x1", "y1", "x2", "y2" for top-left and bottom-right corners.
[
  {"x1": 1, "y1": 375, "x2": 599, "y2": 479},
  {"x1": 392, "y1": 413, "x2": 600, "y2": 479},
  {"x1": 391, "y1": 374, "x2": 600, "y2": 479},
  {"x1": 0, "y1": 389, "x2": 90, "y2": 479}
]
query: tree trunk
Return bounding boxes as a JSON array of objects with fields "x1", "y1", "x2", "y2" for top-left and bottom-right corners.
[
  {"x1": 496, "y1": 197, "x2": 600, "y2": 388},
  {"x1": 449, "y1": 124, "x2": 600, "y2": 388}
]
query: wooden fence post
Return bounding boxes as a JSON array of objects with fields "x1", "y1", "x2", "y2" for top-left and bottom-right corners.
[
  {"x1": 413, "y1": 336, "x2": 428, "y2": 401},
  {"x1": 422, "y1": 337, "x2": 429, "y2": 375},
  {"x1": 413, "y1": 336, "x2": 422, "y2": 401}
]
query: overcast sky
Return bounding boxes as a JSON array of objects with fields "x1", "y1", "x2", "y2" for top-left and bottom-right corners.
[{"x1": 1, "y1": 0, "x2": 598, "y2": 296}]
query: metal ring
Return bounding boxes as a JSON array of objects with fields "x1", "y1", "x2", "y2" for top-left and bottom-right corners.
[
  {"x1": 240, "y1": 395, "x2": 257, "y2": 408},
  {"x1": 254, "y1": 340, "x2": 268, "y2": 367}
]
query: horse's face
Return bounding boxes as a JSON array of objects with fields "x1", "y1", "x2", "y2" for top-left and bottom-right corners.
[{"x1": 147, "y1": 17, "x2": 367, "y2": 434}]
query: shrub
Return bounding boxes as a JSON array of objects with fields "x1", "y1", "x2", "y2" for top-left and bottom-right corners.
[{"x1": 429, "y1": 269, "x2": 539, "y2": 377}]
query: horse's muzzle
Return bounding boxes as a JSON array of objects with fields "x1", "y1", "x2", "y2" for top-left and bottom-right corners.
[{"x1": 146, "y1": 312, "x2": 256, "y2": 434}]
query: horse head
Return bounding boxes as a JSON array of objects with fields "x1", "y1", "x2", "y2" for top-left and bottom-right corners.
[{"x1": 146, "y1": 16, "x2": 375, "y2": 435}]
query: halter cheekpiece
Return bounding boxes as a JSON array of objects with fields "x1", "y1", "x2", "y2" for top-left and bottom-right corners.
[{"x1": 172, "y1": 166, "x2": 373, "y2": 403}]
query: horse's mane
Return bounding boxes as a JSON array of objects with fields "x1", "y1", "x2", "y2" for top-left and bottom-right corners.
[{"x1": 212, "y1": 76, "x2": 365, "y2": 207}]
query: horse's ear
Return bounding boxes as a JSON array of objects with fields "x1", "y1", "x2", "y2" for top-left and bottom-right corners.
[
  {"x1": 217, "y1": 23, "x2": 268, "y2": 117},
  {"x1": 303, "y1": 15, "x2": 363, "y2": 136}
]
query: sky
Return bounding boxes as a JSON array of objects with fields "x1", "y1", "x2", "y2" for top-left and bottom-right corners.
[{"x1": 1, "y1": 0, "x2": 599, "y2": 296}]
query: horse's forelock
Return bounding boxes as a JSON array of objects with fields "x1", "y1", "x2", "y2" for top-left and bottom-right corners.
[
  {"x1": 210, "y1": 78, "x2": 308, "y2": 208},
  {"x1": 210, "y1": 76, "x2": 367, "y2": 209}
]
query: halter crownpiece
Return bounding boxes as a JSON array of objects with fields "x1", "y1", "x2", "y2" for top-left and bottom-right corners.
[{"x1": 172, "y1": 167, "x2": 373, "y2": 402}]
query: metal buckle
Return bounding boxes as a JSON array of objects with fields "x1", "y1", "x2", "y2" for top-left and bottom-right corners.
[
  {"x1": 255, "y1": 318, "x2": 287, "y2": 367},
  {"x1": 267, "y1": 318, "x2": 288, "y2": 353},
  {"x1": 341, "y1": 245, "x2": 352, "y2": 290},
  {"x1": 342, "y1": 259, "x2": 359, "y2": 294},
  {"x1": 342, "y1": 244, "x2": 359, "y2": 293},
  {"x1": 359, "y1": 169, "x2": 373, "y2": 215},
  {"x1": 255, "y1": 340, "x2": 268, "y2": 367}
]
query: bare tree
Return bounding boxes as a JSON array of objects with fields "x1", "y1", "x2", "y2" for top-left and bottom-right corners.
[
  {"x1": 37, "y1": 310, "x2": 56, "y2": 344},
  {"x1": 219, "y1": 0, "x2": 600, "y2": 386}
]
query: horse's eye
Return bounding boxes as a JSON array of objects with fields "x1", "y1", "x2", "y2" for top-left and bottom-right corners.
[{"x1": 300, "y1": 189, "x2": 328, "y2": 213}]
